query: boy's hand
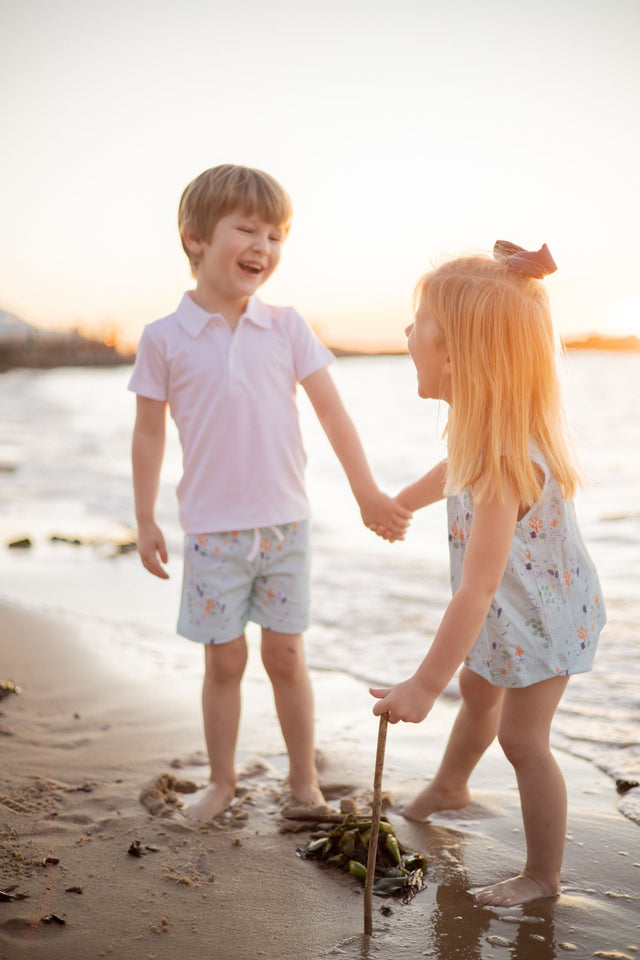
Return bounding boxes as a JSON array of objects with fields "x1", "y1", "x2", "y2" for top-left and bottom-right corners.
[
  {"x1": 137, "y1": 521, "x2": 170, "y2": 579},
  {"x1": 360, "y1": 492, "x2": 412, "y2": 541},
  {"x1": 370, "y1": 677, "x2": 435, "y2": 724}
]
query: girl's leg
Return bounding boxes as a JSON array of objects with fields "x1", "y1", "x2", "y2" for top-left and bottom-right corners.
[
  {"x1": 260, "y1": 629, "x2": 326, "y2": 806},
  {"x1": 474, "y1": 674, "x2": 570, "y2": 906},
  {"x1": 404, "y1": 667, "x2": 504, "y2": 820},
  {"x1": 184, "y1": 635, "x2": 248, "y2": 823}
]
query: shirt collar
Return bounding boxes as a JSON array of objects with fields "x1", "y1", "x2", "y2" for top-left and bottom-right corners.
[{"x1": 176, "y1": 292, "x2": 272, "y2": 337}]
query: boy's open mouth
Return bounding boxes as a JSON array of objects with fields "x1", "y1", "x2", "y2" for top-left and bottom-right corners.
[{"x1": 239, "y1": 261, "x2": 262, "y2": 275}]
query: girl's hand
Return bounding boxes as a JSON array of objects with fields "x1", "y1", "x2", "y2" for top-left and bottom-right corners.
[
  {"x1": 367, "y1": 523, "x2": 399, "y2": 543},
  {"x1": 360, "y1": 491, "x2": 412, "y2": 540},
  {"x1": 370, "y1": 678, "x2": 436, "y2": 724}
]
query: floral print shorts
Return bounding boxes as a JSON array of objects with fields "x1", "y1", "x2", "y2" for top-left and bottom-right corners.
[{"x1": 177, "y1": 521, "x2": 310, "y2": 644}]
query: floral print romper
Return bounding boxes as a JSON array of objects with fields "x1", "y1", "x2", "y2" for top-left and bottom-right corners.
[{"x1": 448, "y1": 446, "x2": 606, "y2": 687}]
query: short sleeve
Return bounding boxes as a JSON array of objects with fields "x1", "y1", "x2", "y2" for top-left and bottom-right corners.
[
  {"x1": 127, "y1": 325, "x2": 169, "y2": 401},
  {"x1": 286, "y1": 309, "x2": 335, "y2": 383}
]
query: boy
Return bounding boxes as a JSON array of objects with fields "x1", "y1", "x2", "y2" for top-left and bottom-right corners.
[{"x1": 129, "y1": 164, "x2": 410, "y2": 823}]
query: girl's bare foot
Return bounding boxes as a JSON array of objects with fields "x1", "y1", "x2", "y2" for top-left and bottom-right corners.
[
  {"x1": 402, "y1": 782, "x2": 471, "y2": 821},
  {"x1": 183, "y1": 782, "x2": 235, "y2": 824},
  {"x1": 473, "y1": 873, "x2": 560, "y2": 907}
]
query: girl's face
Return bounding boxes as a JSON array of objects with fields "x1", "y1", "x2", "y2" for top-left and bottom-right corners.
[{"x1": 406, "y1": 297, "x2": 452, "y2": 403}]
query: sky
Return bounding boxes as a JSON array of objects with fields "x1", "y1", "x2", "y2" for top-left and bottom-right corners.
[{"x1": 1, "y1": 0, "x2": 639, "y2": 350}]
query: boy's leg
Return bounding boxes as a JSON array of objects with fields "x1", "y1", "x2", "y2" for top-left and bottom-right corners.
[
  {"x1": 474, "y1": 674, "x2": 569, "y2": 906},
  {"x1": 404, "y1": 667, "x2": 504, "y2": 821},
  {"x1": 184, "y1": 635, "x2": 248, "y2": 823},
  {"x1": 260, "y1": 629, "x2": 326, "y2": 807}
]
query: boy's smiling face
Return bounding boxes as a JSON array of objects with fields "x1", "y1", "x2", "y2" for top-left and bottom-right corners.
[{"x1": 184, "y1": 208, "x2": 285, "y2": 319}]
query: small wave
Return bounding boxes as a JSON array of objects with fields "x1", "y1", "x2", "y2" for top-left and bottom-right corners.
[{"x1": 617, "y1": 788, "x2": 640, "y2": 826}]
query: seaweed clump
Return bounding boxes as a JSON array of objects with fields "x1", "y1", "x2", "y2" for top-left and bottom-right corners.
[{"x1": 297, "y1": 815, "x2": 427, "y2": 902}]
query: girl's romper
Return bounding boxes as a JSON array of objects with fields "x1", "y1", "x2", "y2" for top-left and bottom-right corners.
[{"x1": 447, "y1": 446, "x2": 606, "y2": 687}]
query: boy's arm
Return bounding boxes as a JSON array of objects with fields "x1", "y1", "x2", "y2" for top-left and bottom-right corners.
[
  {"x1": 132, "y1": 395, "x2": 170, "y2": 579},
  {"x1": 395, "y1": 460, "x2": 448, "y2": 512},
  {"x1": 301, "y1": 367, "x2": 412, "y2": 539}
]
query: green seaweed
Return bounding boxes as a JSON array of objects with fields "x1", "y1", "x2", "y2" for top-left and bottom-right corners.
[{"x1": 297, "y1": 815, "x2": 427, "y2": 901}]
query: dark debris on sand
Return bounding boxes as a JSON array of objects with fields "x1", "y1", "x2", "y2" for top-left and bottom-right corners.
[{"x1": 297, "y1": 814, "x2": 427, "y2": 902}]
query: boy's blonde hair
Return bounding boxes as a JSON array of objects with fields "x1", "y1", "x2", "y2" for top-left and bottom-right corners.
[
  {"x1": 416, "y1": 254, "x2": 582, "y2": 505},
  {"x1": 178, "y1": 164, "x2": 293, "y2": 273}
]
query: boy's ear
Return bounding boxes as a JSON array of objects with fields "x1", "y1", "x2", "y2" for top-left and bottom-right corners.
[{"x1": 182, "y1": 228, "x2": 204, "y2": 256}]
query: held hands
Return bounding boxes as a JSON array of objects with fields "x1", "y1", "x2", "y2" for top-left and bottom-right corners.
[
  {"x1": 360, "y1": 491, "x2": 412, "y2": 542},
  {"x1": 370, "y1": 676, "x2": 436, "y2": 724},
  {"x1": 136, "y1": 520, "x2": 170, "y2": 579}
]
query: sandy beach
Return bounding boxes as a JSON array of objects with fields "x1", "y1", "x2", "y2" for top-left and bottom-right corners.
[{"x1": 1, "y1": 590, "x2": 639, "y2": 960}]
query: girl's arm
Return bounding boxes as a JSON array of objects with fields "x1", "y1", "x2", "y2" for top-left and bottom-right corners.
[
  {"x1": 301, "y1": 367, "x2": 412, "y2": 539},
  {"x1": 368, "y1": 461, "x2": 448, "y2": 541},
  {"x1": 395, "y1": 460, "x2": 448, "y2": 511},
  {"x1": 371, "y1": 474, "x2": 520, "y2": 722},
  {"x1": 132, "y1": 395, "x2": 170, "y2": 579}
]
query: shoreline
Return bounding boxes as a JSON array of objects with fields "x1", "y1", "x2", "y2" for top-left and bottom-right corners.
[
  {"x1": 2, "y1": 598, "x2": 639, "y2": 959},
  {"x1": 0, "y1": 331, "x2": 639, "y2": 374}
]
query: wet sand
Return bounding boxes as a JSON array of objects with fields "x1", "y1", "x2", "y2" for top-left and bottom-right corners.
[{"x1": 1, "y1": 598, "x2": 639, "y2": 960}]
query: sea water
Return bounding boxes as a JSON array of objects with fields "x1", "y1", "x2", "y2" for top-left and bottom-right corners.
[{"x1": 0, "y1": 352, "x2": 638, "y2": 818}]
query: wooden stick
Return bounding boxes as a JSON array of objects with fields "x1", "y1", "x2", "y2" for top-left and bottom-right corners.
[{"x1": 364, "y1": 711, "x2": 389, "y2": 936}]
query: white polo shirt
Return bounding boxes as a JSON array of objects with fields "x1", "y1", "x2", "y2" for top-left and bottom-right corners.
[{"x1": 128, "y1": 293, "x2": 334, "y2": 534}]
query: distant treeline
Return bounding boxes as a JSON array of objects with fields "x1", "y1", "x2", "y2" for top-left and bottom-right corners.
[
  {"x1": 562, "y1": 334, "x2": 640, "y2": 352},
  {"x1": 329, "y1": 335, "x2": 640, "y2": 357},
  {"x1": 0, "y1": 331, "x2": 135, "y2": 372},
  {"x1": 1, "y1": 330, "x2": 638, "y2": 373}
]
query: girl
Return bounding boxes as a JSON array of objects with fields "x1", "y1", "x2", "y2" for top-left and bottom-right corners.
[{"x1": 371, "y1": 242, "x2": 606, "y2": 907}]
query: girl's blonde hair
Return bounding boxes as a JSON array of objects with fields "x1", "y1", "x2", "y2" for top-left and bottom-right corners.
[
  {"x1": 416, "y1": 253, "x2": 582, "y2": 505},
  {"x1": 178, "y1": 164, "x2": 293, "y2": 273}
]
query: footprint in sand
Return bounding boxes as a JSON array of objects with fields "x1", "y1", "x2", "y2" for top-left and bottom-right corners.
[
  {"x1": 0, "y1": 914, "x2": 68, "y2": 946},
  {"x1": 169, "y1": 750, "x2": 209, "y2": 769},
  {"x1": 163, "y1": 848, "x2": 216, "y2": 886},
  {"x1": 139, "y1": 773, "x2": 199, "y2": 817},
  {"x1": 0, "y1": 777, "x2": 93, "y2": 816}
]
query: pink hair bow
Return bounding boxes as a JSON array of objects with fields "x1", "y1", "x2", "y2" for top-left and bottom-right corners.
[{"x1": 493, "y1": 240, "x2": 557, "y2": 279}]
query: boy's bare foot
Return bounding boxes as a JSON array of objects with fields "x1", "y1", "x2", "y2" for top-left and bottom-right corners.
[
  {"x1": 183, "y1": 782, "x2": 236, "y2": 824},
  {"x1": 402, "y1": 782, "x2": 471, "y2": 821},
  {"x1": 288, "y1": 780, "x2": 326, "y2": 804},
  {"x1": 473, "y1": 874, "x2": 560, "y2": 907},
  {"x1": 281, "y1": 780, "x2": 335, "y2": 819}
]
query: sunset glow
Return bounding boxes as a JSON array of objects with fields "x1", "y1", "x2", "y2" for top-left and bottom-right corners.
[{"x1": 1, "y1": 0, "x2": 639, "y2": 349}]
